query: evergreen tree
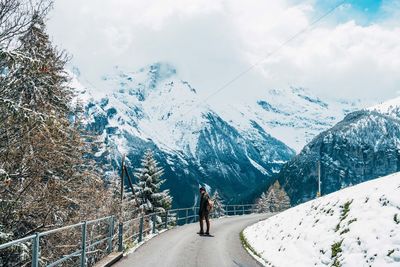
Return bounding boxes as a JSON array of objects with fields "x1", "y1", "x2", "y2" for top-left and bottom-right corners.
[
  {"x1": 266, "y1": 183, "x2": 279, "y2": 212},
  {"x1": 255, "y1": 181, "x2": 291, "y2": 213},
  {"x1": 109, "y1": 170, "x2": 139, "y2": 222},
  {"x1": 276, "y1": 182, "x2": 291, "y2": 211},
  {"x1": 134, "y1": 150, "x2": 172, "y2": 218},
  {"x1": 255, "y1": 192, "x2": 269, "y2": 213},
  {"x1": 0, "y1": 10, "x2": 116, "y2": 266},
  {"x1": 211, "y1": 190, "x2": 225, "y2": 218}
]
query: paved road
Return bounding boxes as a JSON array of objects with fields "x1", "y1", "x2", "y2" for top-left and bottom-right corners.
[{"x1": 115, "y1": 214, "x2": 271, "y2": 267}]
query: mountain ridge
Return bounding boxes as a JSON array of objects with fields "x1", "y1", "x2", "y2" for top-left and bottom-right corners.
[{"x1": 72, "y1": 62, "x2": 363, "y2": 207}]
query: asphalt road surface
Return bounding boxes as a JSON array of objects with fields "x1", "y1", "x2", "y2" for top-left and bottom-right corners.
[{"x1": 115, "y1": 213, "x2": 272, "y2": 267}]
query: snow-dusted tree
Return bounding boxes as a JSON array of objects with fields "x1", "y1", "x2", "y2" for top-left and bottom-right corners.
[
  {"x1": 267, "y1": 181, "x2": 291, "y2": 212},
  {"x1": 255, "y1": 192, "x2": 269, "y2": 213},
  {"x1": 108, "y1": 169, "x2": 139, "y2": 222},
  {"x1": 0, "y1": 0, "x2": 51, "y2": 47},
  {"x1": 211, "y1": 190, "x2": 225, "y2": 218},
  {"x1": 266, "y1": 184, "x2": 279, "y2": 212},
  {"x1": 0, "y1": 9, "x2": 117, "y2": 266},
  {"x1": 134, "y1": 150, "x2": 172, "y2": 217},
  {"x1": 255, "y1": 181, "x2": 291, "y2": 213},
  {"x1": 275, "y1": 182, "x2": 291, "y2": 211}
]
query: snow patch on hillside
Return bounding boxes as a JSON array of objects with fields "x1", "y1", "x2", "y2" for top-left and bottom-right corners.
[
  {"x1": 370, "y1": 96, "x2": 400, "y2": 119},
  {"x1": 244, "y1": 173, "x2": 400, "y2": 267}
]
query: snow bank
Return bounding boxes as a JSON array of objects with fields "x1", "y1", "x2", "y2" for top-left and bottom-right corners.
[{"x1": 244, "y1": 173, "x2": 400, "y2": 267}]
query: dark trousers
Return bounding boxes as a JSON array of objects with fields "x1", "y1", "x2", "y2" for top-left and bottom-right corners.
[{"x1": 199, "y1": 213, "x2": 210, "y2": 233}]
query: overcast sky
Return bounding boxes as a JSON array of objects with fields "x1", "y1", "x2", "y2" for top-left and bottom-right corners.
[{"x1": 47, "y1": 0, "x2": 400, "y2": 103}]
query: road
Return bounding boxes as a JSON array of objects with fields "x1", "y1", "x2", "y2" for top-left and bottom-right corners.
[{"x1": 114, "y1": 214, "x2": 271, "y2": 267}]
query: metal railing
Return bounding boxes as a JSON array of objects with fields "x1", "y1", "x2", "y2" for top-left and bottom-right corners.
[{"x1": 0, "y1": 204, "x2": 258, "y2": 267}]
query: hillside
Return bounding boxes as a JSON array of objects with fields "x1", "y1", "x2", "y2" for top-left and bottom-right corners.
[
  {"x1": 244, "y1": 172, "x2": 400, "y2": 267},
  {"x1": 276, "y1": 110, "x2": 400, "y2": 205}
]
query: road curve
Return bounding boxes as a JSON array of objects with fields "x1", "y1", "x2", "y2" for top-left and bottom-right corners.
[{"x1": 114, "y1": 214, "x2": 271, "y2": 267}]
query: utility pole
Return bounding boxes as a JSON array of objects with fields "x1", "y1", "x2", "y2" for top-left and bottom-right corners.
[
  {"x1": 119, "y1": 154, "x2": 126, "y2": 221},
  {"x1": 317, "y1": 160, "x2": 321, "y2": 198},
  {"x1": 120, "y1": 154, "x2": 125, "y2": 201}
]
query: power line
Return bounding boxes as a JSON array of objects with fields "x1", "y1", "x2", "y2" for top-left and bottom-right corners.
[
  {"x1": 180, "y1": 0, "x2": 346, "y2": 118},
  {"x1": 127, "y1": 1, "x2": 346, "y2": 152},
  {"x1": 80, "y1": 1, "x2": 347, "y2": 154}
]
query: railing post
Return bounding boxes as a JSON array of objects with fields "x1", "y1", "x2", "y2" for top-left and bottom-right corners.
[
  {"x1": 31, "y1": 233, "x2": 39, "y2": 267},
  {"x1": 108, "y1": 216, "x2": 114, "y2": 253},
  {"x1": 185, "y1": 209, "x2": 188, "y2": 225},
  {"x1": 80, "y1": 222, "x2": 87, "y2": 267},
  {"x1": 242, "y1": 205, "x2": 245, "y2": 215},
  {"x1": 132, "y1": 220, "x2": 136, "y2": 242},
  {"x1": 118, "y1": 222, "x2": 123, "y2": 252},
  {"x1": 164, "y1": 210, "x2": 169, "y2": 229},
  {"x1": 152, "y1": 214, "x2": 156, "y2": 234},
  {"x1": 138, "y1": 216, "x2": 144, "y2": 243},
  {"x1": 234, "y1": 205, "x2": 237, "y2": 216}
]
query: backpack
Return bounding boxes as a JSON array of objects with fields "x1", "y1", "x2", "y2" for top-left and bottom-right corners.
[{"x1": 207, "y1": 197, "x2": 214, "y2": 212}]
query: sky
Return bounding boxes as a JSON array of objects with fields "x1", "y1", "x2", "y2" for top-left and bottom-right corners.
[{"x1": 47, "y1": 0, "x2": 400, "y2": 103}]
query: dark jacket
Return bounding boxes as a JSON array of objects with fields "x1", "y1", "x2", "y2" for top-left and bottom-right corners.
[{"x1": 199, "y1": 193, "x2": 209, "y2": 215}]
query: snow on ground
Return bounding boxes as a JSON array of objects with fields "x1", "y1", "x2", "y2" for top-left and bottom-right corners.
[{"x1": 244, "y1": 173, "x2": 400, "y2": 267}]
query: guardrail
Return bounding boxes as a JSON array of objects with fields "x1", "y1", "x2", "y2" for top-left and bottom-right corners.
[{"x1": 0, "y1": 204, "x2": 258, "y2": 267}]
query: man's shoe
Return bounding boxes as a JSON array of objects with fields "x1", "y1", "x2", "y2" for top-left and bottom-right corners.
[
  {"x1": 204, "y1": 232, "x2": 210, "y2": 236},
  {"x1": 197, "y1": 231, "x2": 204, "y2": 235}
]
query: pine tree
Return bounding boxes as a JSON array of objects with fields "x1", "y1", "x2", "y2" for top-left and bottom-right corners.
[
  {"x1": 0, "y1": 11, "x2": 116, "y2": 266},
  {"x1": 255, "y1": 192, "x2": 269, "y2": 213},
  {"x1": 266, "y1": 184, "x2": 279, "y2": 212},
  {"x1": 134, "y1": 150, "x2": 172, "y2": 218},
  {"x1": 211, "y1": 190, "x2": 225, "y2": 218},
  {"x1": 276, "y1": 182, "x2": 291, "y2": 211},
  {"x1": 255, "y1": 181, "x2": 291, "y2": 213},
  {"x1": 108, "y1": 171, "x2": 139, "y2": 222}
]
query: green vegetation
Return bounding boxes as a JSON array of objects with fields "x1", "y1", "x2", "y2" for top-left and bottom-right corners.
[
  {"x1": 348, "y1": 218, "x2": 357, "y2": 225},
  {"x1": 240, "y1": 231, "x2": 262, "y2": 259},
  {"x1": 387, "y1": 249, "x2": 395, "y2": 257},
  {"x1": 340, "y1": 229, "x2": 350, "y2": 235},
  {"x1": 331, "y1": 240, "x2": 343, "y2": 258},
  {"x1": 335, "y1": 200, "x2": 353, "y2": 232},
  {"x1": 340, "y1": 200, "x2": 353, "y2": 219},
  {"x1": 331, "y1": 239, "x2": 343, "y2": 266},
  {"x1": 332, "y1": 257, "x2": 341, "y2": 267},
  {"x1": 394, "y1": 214, "x2": 400, "y2": 224}
]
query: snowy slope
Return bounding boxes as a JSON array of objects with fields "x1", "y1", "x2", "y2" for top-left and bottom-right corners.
[
  {"x1": 370, "y1": 96, "x2": 400, "y2": 119},
  {"x1": 244, "y1": 173, "x2": 400, "y2": 267},
  {"x1": 212, "y1": 87, "x2": 360, "y2": 152},
  {"x1": 276, "y1": 110, "x2": 400, "y2": 205}
]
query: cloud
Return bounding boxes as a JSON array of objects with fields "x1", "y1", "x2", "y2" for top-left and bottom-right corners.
[{"x1": 47, "y1": 0, "x2": 400, "y2": 102}]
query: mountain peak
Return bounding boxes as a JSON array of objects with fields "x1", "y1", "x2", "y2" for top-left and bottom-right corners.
[{"x1": 140, "y1": 62, "x2": 177, "y2": 83}]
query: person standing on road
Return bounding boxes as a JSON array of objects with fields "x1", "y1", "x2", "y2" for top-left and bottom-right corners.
[{"x1": 198, "y1": 187, "x2": 211, "y2": 235}]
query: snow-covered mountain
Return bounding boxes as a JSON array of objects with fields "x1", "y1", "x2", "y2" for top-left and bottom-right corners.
[
  {"x1": 274, "y1": 95, "x2": 400, "y2": 206},
  {"x1": 370, "y1": 96, "x2": 400, "y2": 119},
  {"x1": 244, "y1": 173, "x2": 400, "y2": 267},
  {"x1": 73, "y1": 62, "x2": 361, "y2": 207},
  {"x1": 276, "y1": 109, "x2": 400, "y2": 205},
  {"x1": 213, "y1": 86, "x2": 361, "y2": 152}
]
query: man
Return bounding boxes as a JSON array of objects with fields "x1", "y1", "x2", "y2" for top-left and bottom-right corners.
[{"x1": 198, "y1": 187, "x2": 210, "y2": 235}]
